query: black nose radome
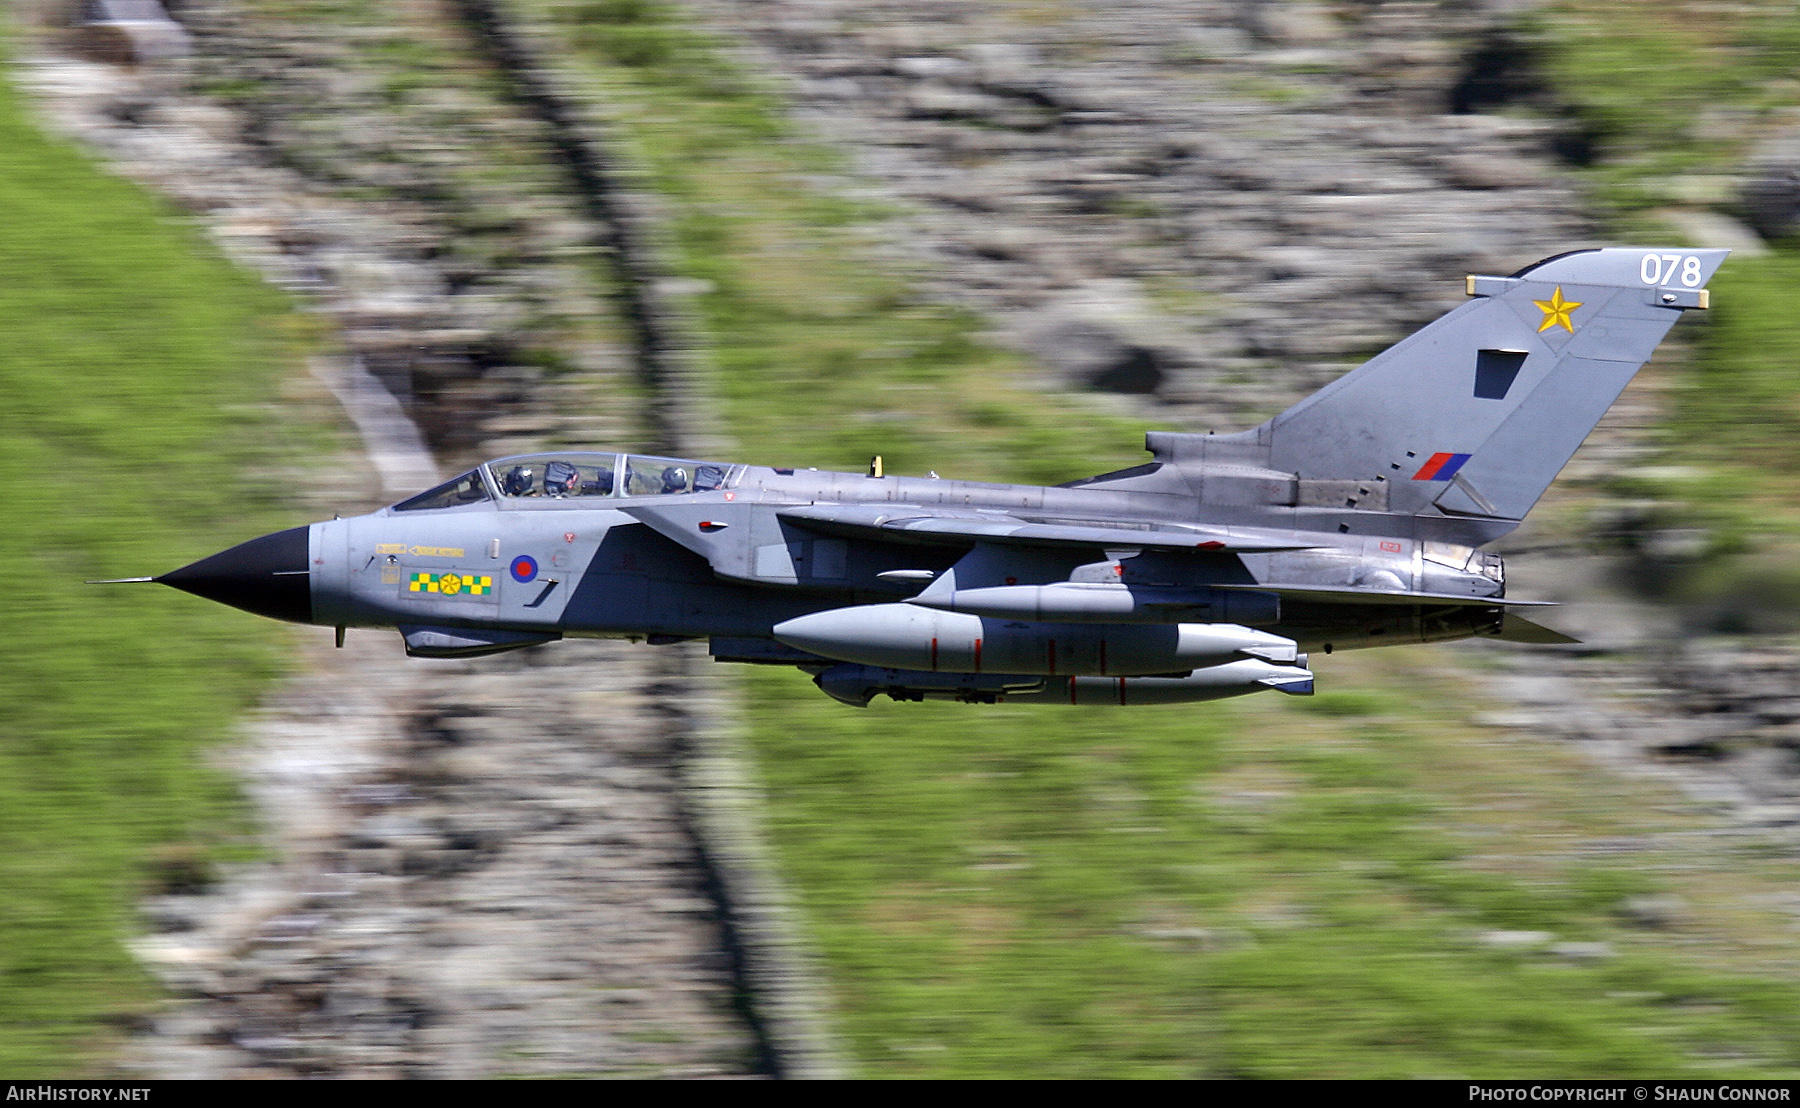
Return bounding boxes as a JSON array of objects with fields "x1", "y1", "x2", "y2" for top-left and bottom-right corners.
[{"x1": 158, "y1": 525, "x2": 313, "y2": 624}]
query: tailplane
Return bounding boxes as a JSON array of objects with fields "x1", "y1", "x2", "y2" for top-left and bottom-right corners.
[{"x1": 1260, "y1": 247, "x2": 1727, "y2": 521}]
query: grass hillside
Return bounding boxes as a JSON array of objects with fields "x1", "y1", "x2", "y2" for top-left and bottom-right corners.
[
  {"x1": 0, "y1": 59, "x2": 307, "y2": 1074},
  {"x1": 1536, "y1": 0, "x2": 1800, "y2": 574},
  {"x1": 534, "y1": 0, "x2": 1800, "y2": 1077}
]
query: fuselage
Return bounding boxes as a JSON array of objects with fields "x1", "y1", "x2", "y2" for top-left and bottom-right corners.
[
  {"x1": 299, "y1": 449, "x2": 1507, "y2": 656},
  {"x1": 151, "y1": 248, "x2": 1731, "y2": 705}
]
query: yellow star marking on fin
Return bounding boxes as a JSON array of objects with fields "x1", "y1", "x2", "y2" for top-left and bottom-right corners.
[{"x1": 1532, "y1": 285, "x2": 1583, "y2": 333}]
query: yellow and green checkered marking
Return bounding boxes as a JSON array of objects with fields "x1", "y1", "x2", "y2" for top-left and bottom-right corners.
[{"x1": 408, "y1": 572, "x2": 493, "y2": 596}]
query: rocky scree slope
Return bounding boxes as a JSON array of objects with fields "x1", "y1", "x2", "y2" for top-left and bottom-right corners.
[
  {"x1": 688, "y1": 0, "x2": 1589, "y2": 428},
  {"x1": 25, "y1": 0, "x2": 783, "y2": 1078},
  {"x1": 674, "y1": 0, "x2": 1800, "y2": 823}
]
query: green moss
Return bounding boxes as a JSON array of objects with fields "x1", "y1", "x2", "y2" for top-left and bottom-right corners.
[
  {"x1": 534, "y1": 0, "x2": 1800, "y2": 1078},
  {"x1": 0, "y1": 56, "x2": 306, "y2": 1074},
  {"x1": 538, "y1": 0, "x2": 1152, "y2": 483},
  {"x1": 1535, "y1": 1, "x2": 1800, "y2": 185},
  {"x1": 1511, "y1": 3, "x2": 1800, "y2": 612},
  {"x1": 1670, "y1": 252, "x2": 1800, "y2": 464},
  {"x1": 739, "y1": 665, "x2": 1800, "y2": 1077}
]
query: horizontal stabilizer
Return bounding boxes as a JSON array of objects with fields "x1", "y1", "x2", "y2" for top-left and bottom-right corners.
[
  {"x1": 1212, "y1": 583, "x2": 1554, "y2": 608},
  {"x1": 1493, "y1": 612, "x2": 1581, "y2": 645},
  {"x1": 778, "y1": 504, "x2": 1317, "y2": 553}
]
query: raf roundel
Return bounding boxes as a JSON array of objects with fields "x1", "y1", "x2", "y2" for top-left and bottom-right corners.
[{"x1": 509, "y1": 555, "x2": 538, "y2": 584}]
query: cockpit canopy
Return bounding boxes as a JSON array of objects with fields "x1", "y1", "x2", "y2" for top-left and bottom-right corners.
[
  {"x1": 496, "y1": 457, "x2": 615, "y2": 499},
  {"x1": 390, "y1": 452, "x2": 735, "y2": 512}
]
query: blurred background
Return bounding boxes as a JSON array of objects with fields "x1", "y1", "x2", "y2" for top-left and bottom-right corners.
[{"x1": 11, "y1": 0, "x2": 1800, "y2": 1079}]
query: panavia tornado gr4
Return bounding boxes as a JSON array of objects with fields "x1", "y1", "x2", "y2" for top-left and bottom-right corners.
[{"x1": 134, "y1": 247, "x2": 1725, "y2": 706}]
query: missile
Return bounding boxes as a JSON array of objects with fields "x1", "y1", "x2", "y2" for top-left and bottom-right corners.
[
  {"x1": 811, "y1": 665, "x2": 1042, "y2": 707},
  {"x1": 772, "y1": 603, "x2": 1299, "y2": 677},
  {"x1": 1015, "y1": 658, "x2": 1315, "y2": 705},
  {"x1": 812, "y1": 656, "x2": 1314, "y2": 707},
  {"x1": 905, "y1": 582, "x2": 1279, "y2": 625}
]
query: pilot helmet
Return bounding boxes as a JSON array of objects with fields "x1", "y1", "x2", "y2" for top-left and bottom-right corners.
[
  {"x1": 501, "y1": 465, "x2": 536, "y2": 496},
  {"x1": 544, "y1": 460, "x2": 580, "y2": 497},
  {"x1": 660, "y1": 466, "x2": 689, "y2": 494}
]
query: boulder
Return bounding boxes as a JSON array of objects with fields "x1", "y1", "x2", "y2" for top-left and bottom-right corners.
[
  {"x1": 1026, "y1": 318, "x2": 1166, "y2": 394},
  {"x1": 1741, "y1": 133, "x2": 1800, "y2": 240}
]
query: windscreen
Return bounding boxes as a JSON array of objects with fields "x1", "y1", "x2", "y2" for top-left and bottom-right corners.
[{"x1": 392, "y1": 470, "x2": 491, "y2": 511}]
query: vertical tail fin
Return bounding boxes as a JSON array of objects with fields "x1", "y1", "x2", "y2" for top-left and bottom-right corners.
[{"x1": 1262, "y1": 247, "x2": 1728, "y2": 521}]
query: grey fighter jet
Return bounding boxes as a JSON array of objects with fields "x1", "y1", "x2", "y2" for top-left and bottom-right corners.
[{"x1": 134, "y1": 248, "x2": 1725, "y2": 706}]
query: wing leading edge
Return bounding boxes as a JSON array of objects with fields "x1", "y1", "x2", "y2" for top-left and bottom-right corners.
[{"x1": 775, "y1": 504, "x2": 1319, "y2": 553}]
